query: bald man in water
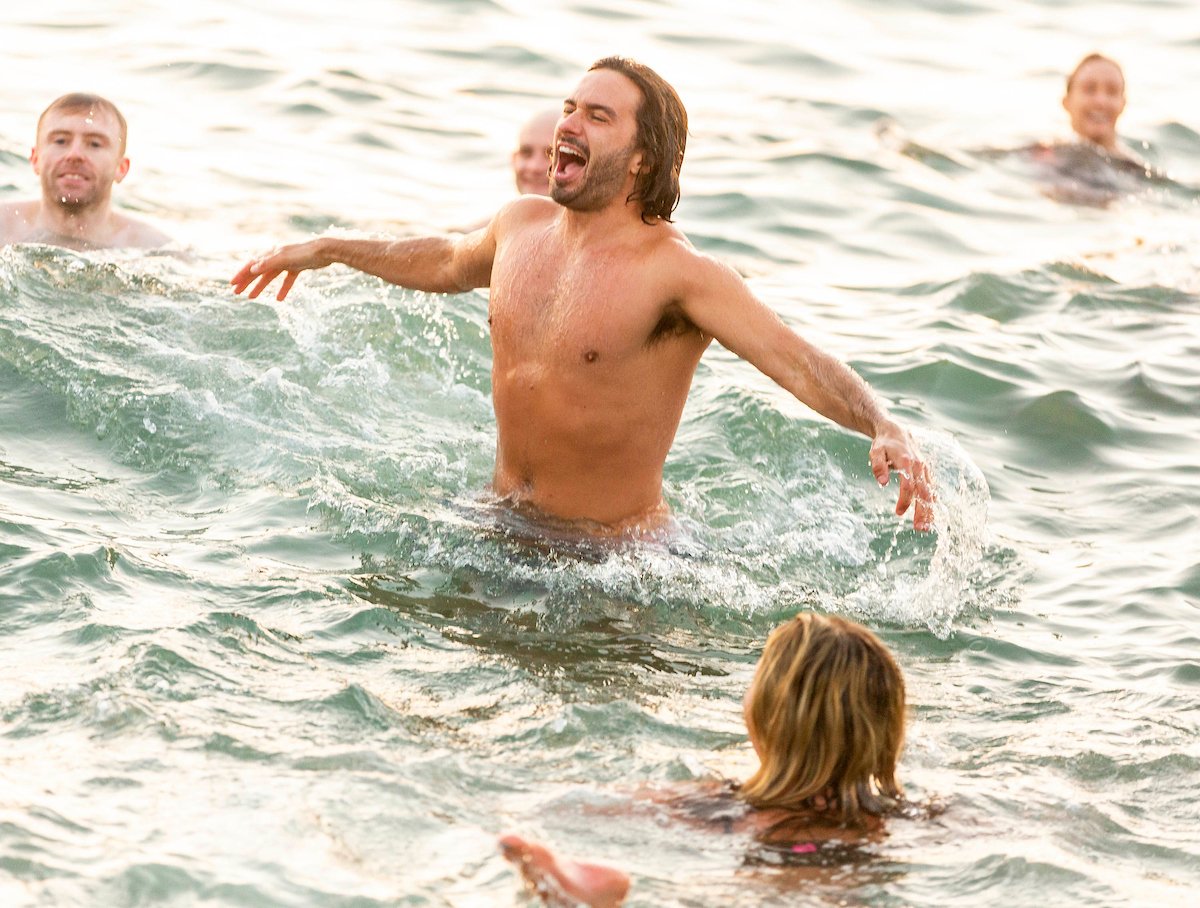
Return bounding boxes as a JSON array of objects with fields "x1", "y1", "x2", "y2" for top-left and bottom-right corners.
[
  {"x1": 233, "y1": 56, "x2": 933, "y2": 535},
  {"x1": 0, "y1": 93, "x2": 169, "y2": 250},
  {"x1": 457, "y1": 109, "x2": 558, "y2": 232},
  {"x1": 511, "y1": 109, "x2": 558, "y2": 196}
]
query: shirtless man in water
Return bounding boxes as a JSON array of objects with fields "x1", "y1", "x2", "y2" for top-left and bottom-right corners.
[
  {"x1": 0, "y1": 94, "x2": 170, "y2": 251},
  {"x1": 232, "y1": 56, "x2": 933, "y2": 534}
]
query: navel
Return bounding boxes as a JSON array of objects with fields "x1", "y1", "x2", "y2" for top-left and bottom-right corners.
[{"x1": 583, "y1": 350, "x2": 599, "y2": 364}]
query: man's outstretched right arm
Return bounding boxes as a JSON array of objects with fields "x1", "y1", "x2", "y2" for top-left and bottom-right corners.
[{"x1": 231, "y1": 229, "x2": 496, "y2": 302}]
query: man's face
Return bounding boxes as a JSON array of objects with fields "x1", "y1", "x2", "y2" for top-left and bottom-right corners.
[
  {"x1": 1063, "y1": 59, "x2": 1126, "y2": 150},
  {"x1": 549, "y1": 69, "x2": 644, "y2": 212},
  {"x1": 31, "y1": 106, "x2": 129, "y2": 210},
  {"x1": 511, "y1": 112, "x2": 556, "y2": 196}
]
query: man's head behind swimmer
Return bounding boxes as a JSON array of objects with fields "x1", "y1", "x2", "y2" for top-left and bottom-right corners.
[
  {"x1": 1063, "y1": 53, "x2": 1125, "y2": 152},
  {"x1": 512, "y1": 109, "x2": 557, "y2": 196},
  {"x1": 740, "y1": 612, "x2": 907, "y2": 824}
]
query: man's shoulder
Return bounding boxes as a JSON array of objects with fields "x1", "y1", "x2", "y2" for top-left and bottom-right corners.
[
  {"x1": 0, "y1": 200, "x2": 39, "y2": 239},
  {"x1": 646, "y1": 218, "x2": 692, "y2": 250},
  {"x1": 501, "y1": 194, "x2": 557, "y2": 220},
  {"x1": 629, "y1": 220, "x2": 737, "y2": 304},
  {"x1": 640, "y1": 221, "x2": 712, "y2": 270},
  {"x1": 487, "y1": 194, "x2": 556, "y2": 238},
  {"x1": 112, "y1": 212, "x2": 172, "y2": 249},
  {"x1": 0, "y1": 199, "x2": 39, "y2": 218}
]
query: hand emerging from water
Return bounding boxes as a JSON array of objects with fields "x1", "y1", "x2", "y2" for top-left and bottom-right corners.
[
  {"x1": 870, "y1": 421, "x2": 934, "y2": 531},
  {"x1": 231, "y1": 239, "x2": 332, "y2": 301}
]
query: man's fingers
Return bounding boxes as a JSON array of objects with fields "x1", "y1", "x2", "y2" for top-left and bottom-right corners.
[
  {"x1": 232, "y1": 244, "x2": 318, "y2": 301},
  {"x1": 871, "y1": 435, "x2": 936, "y2": 531},
  {"x1": 900, "y1": 462, "x2": 936, "y2": 531},
  {"x1": 230, "y1": 262, "x2": 256, "y2": 294},
  {"x1": 231, "y1": 249, "x2": 284, "y2": 294},
  {"x1": 894, "y1": 470, "x2": 915, "y2": 517},
  {"x1": 248, "y1": 270, "x2": 280, "y2": 299},
  {"x1": 913, "y1": 490, "x2": 935, "y2": 532},
  {"x1": 870, "y1": 446, "x2": 890, "y2": 486},
  {"x1": 278, "y1": 271, "x2": 299, "y2": 301}
]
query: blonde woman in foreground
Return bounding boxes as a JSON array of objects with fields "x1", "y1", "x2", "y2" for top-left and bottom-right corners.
[{"x1": 501, "y1": 611, "x2": 916, "y2": 906}]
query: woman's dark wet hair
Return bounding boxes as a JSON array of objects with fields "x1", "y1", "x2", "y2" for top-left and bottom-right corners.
[{"x1": 589, "y1": 56, "x2": 688, "y2": 224}]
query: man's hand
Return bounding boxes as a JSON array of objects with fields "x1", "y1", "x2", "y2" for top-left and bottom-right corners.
[
  {"x1": 231, "y1": 239, "x2": 332, "y2": 301},
  {"x1": 869, "y1": 422, "x2": 935, "y2": 531}
]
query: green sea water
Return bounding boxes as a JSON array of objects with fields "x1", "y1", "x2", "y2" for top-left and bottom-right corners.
[{"x1": 1, "y1": 1, "x2": 1198, "y2": 906}]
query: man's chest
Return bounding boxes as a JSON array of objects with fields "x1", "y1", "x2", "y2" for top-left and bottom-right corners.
[{"x1": 489, "y1": 242, "x2": 665, "y2": 362}]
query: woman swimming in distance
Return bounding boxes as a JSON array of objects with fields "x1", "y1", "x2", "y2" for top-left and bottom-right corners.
[
  {"x1": 1055, "y1": 53, "x2": 1138, "y2": 163},
  {"x1": 882, "y1": 52, "x2": 1181, "y2": 207},
  {"x1": 1022, "y1": 53, "x2": 1182, "y2": 205},
  {"x1": 500, "y1": 611, "x2": 917, "y2": 906}
]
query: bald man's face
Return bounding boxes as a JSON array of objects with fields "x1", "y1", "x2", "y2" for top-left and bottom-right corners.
[{"x1": 511, "y1": 114, "x2": 556, "y2": 195}]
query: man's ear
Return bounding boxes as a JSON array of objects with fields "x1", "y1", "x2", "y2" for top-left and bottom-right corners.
[
  {"x1": 30, "y1": 147, "x2": 40, "y2": 174},
  {"x1": 114, "y1": 157, "x2": 131, "y2": 184}
]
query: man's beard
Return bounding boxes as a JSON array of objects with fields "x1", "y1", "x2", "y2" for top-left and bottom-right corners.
[
  {"x1": 43, "y1": 174, "x2": 104, "y2": 212},
  {"x1": 551, "y1": 138, "x2": 637, "y2": 212}
]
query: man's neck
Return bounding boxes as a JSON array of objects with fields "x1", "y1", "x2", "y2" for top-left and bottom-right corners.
[
  {"x1": 557, "y1": 197, "x2": 651, "y2": 243},
  {"x1": 34, "y1": 197, "x2": 116, "y2": 247}
]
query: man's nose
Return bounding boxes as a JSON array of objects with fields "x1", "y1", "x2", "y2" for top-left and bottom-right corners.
[{"x1": 557, "y1": 110, "x2": 582, "y2": 135}]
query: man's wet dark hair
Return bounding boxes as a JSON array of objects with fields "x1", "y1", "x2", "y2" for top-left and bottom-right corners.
[
  {"x1": 589, "y1": 56, "x2": 687, "y2": 224},
  {"x1": 37, "y1": 93, "x2": 128, "y2": 155}
]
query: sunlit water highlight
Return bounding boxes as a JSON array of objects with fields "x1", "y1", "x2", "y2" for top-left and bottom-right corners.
[{"x1": 1, "y1": 1, "x2": 1198, "y2": 906}]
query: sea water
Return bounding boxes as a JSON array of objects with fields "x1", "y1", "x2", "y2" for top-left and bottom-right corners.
[{"x1": 1, "y1": 1, "x2": 1198, "y2": 905}]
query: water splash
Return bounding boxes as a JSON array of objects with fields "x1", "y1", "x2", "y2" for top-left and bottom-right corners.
[{"x1": 846, "y1": 429, "x2": 991, "y2": 637}]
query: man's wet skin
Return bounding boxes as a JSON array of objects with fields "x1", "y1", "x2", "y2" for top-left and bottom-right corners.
[{"x1": 232, "y1": 60, "x2": 934, "y2": 536}]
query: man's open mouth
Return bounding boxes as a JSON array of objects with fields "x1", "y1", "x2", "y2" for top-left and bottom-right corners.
[{"x1": 554, "y1": 143, "x2": 588, "y2": 181}]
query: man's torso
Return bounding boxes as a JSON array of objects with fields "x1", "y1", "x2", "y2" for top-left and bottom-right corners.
[{"x1": 486, "y1": 201, "x2": 710, "y2": 528}]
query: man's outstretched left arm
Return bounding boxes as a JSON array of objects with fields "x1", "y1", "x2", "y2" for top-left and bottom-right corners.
[{"x1": 678, "y1": 248, "x2": 934, "y2": 530}]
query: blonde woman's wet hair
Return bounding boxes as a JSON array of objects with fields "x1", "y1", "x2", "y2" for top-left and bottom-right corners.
[{"x1": 740, "y1": 612, "x2": 906, "y2": 823}]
